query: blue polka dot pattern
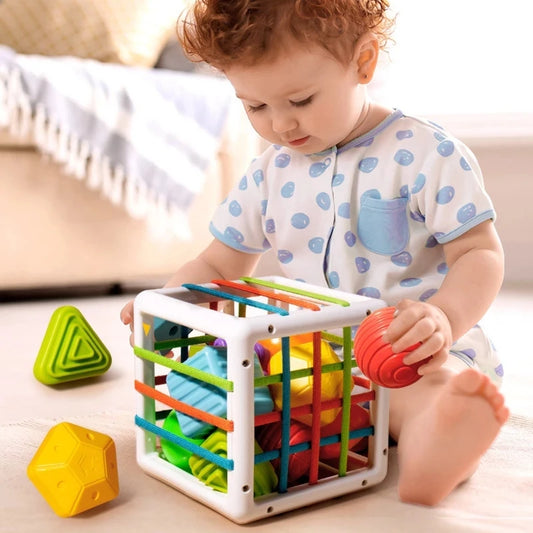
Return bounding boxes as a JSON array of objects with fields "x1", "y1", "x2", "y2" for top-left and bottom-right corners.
[
  {"x1": 357, "y1": 287, "x2": 381, "y2": 299},
  {"x1": 412, "y1": 173, "x2": 426, "y2": 194},
  {"x1": 457, "y1": 203, "x2": 476, "y2": 223},
  {"x1": 316, "y1": 192, "x2": 331, "y2": 210},
  {"x1": 332, "y1": 173, "x2": 344, "y2": 186},
  {"x1": 400, "y1": 277, "x2": 422, "y2": 287},
  {"x1": 308, "y1": 237, "x2": 324, "y2": 253},
  {"x1": 309, "y1": 158, "x2": 331, "y2": 177},
  {"x1": 229, "y1": 200, "x2": 242, "y2": 216},
  {"x1": 394, "y1": 149, "x2": 414, "y2": 166},
  {"x1": 437, "y1": 262, "x2": 449, "y2": 274},
  {"x1": 410, "y1": 210, "x2": 425, "y2": 223},
  {"x1": 426, "y1": 235, "x2": 439, "y2": 248},
  {"x1": 260, "y1": 199, "x2": 268, "y2": 215},
  {"x1": 291, "y1": 212, "x2": 310, "y2": 229},
  {"x1": 391, "y1": 251, "x2": 412, "y2": 267},
  {"x1": 437, "y1": 140, "x2": 454, "y2": 157},
  {"x1": 278, "y1": 250, "x2": 293, "y2": 264},
  {"x1": 420, "y1": 288, "x2": 437, "y2": 301},
  {"x1": 355, "y1": 257, "x2": 370, "y2": 273},
  {"x1": 239, "y1": 176, "x2": 247, "y2": 190},
  {"x1": 265, "y1": 218, "x2": 276, "y2": 233},
  {"x1": 253, "y1": 169, "x2": 264, "y2": 185},
  {"x1": 460, "y1": 348, "x2": 476, "y2": 360},
  {"x1": 224, "y1": 226, "x2": 244, "y2": 244},
  {"x1": 338, "y1": 203, "x2": 351, "y2": 218},
  {"x1": 359, "y1": 157, "x2": 378, "y2": 173},
  {"x1": 281, "y1": 181, "x2": 295, "y2": 198},
  {"x1": 460, "y1": 157, "x2": 472, "y2": 171},
  {"x1": 328, "y1": 271, "x2": 340, "y2": 288},
  {"x1": 396, "y1": 129, "x2": 413, "y2": 140},
  {"x1": 436, "y1": 186, "x2": 455, "y2": 205},
  {"x1": 344, "y1": 231, "x2": 356, "y2": 247},
  {"x1": 275, "y1": 153, "x2": 291, "y2": 168}
]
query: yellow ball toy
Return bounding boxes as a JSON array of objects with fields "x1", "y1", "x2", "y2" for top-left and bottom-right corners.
[
  {"x1": 269, "y1": 339, "x2": 343, "y2": 426},
  {"x1": 27, "y1": 422, "x2": 119, "y2": 517}
]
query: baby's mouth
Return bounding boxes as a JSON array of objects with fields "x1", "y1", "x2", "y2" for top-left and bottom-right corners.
[{"x1": 288, "y1": 136, "x2": 310, "y2": 147}]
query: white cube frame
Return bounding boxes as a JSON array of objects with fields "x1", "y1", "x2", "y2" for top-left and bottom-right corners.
[{"x1": 134, "y1": 277, "x2": 390, "y2": 524}]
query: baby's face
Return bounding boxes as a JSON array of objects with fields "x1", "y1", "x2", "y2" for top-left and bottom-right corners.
[{"x1": 225, "y1": 42, "x2": 368, "y2": 154}]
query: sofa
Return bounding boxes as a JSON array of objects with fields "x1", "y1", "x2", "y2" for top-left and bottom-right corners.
[{"x1": 0, "y1": 0, "x2": 261, "y2": 292}]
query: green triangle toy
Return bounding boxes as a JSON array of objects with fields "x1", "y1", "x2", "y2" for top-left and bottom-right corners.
[{"x1": 34, "y1": 306, "x2": 112, "y2": 385}]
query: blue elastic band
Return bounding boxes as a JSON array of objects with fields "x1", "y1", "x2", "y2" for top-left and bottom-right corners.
[{"x1": 135, "y1": 415, "x2": 234, "y2": 471}]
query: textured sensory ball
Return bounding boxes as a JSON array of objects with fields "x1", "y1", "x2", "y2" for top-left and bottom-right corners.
[{"x1": 353, "y1": 307, "x2": 430, "y2": 388}]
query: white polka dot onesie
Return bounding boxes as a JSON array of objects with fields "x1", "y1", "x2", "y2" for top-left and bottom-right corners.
[{"x1": 210, "y1": 110, "x2": 503, "y2": 383}]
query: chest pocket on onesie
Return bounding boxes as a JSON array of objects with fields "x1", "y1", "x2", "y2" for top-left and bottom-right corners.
[{"x1": 357, "y1": 196, "x2": 410, "y2": 255}]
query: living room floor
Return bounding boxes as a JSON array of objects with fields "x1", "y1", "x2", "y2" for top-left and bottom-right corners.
[{"x1": 1, "y1": 284, "x2": 531, "y2": 532}]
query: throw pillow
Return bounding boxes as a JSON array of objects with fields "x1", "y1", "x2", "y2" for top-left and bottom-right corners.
[{"x1": 0, "y1": 0, "x2": 186, "y2": 67}]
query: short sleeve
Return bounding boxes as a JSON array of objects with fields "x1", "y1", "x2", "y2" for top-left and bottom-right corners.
[
  {"x1": 209, "y1": 154, "x2": 271, "y2": 253},
  {"x1": 409, "y1": 134, "x2": 495, "y2": 244}
]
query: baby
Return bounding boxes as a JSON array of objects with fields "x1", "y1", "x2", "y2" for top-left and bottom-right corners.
[{"x1": 121, "y1": 0, "x2": 509, "y2": 506}]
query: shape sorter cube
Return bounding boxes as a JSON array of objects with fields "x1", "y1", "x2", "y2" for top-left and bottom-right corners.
[{"x1": 133, "y1": 276, "x2": 390, "y2": 524}]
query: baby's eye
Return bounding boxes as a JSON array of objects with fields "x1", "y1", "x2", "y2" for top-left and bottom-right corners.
[
  {"x1": 247, "y1": 103, "x2": 266, "y2": 112},
  {"x1": 290, "y1": 96, "x2": 313, "y2": 107}
]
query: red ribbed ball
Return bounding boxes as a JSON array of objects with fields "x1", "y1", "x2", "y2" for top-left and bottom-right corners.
[{"x1": 353, "y1": 307, "x2": 429, "y2": 388}]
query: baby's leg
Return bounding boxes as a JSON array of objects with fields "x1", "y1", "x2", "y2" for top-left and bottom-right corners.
[{"x1": 389, "y1": 365, "x2": 509, "y2": 506}]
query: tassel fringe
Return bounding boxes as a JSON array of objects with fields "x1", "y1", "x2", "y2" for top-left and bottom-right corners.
[{"x1": 0, "y1": 66, "x2": 191, "y2": 241}]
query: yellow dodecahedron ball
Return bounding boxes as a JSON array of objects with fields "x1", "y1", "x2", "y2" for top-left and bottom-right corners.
[
  {"x1": 27, "y1": 422, "x2": 119, "y2": 517},
  {"x1": 269, "y1": 340, "x2": 343, "y2": 426}
]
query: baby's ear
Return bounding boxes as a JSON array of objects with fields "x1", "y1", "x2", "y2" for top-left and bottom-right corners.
[{"x1": 354, "y1": 32, "x2": 380, "y2": 84}]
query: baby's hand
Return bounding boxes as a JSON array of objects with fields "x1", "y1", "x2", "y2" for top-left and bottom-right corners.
[
  {"x1": 120, "y1": 299, "x2": 135, "y2": 347},
  {"x1": 382, "y1": 299, "x2": 453, "y2": 375}
]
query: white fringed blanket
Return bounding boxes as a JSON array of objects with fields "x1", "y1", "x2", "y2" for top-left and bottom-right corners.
[{"x1": 0, "y1": 45, "x2": 235, "y2": 238}]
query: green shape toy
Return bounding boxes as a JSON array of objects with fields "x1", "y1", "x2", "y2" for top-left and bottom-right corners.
[
  {"x1": 34, "y1": 306, "x2": 112, "y2": 385},
  {"x1": 189, "y1": 429, "x2": 278, "y2": 497},
  {"x1": 160, "y1": 410, "x2": 205, "y2": 473}
]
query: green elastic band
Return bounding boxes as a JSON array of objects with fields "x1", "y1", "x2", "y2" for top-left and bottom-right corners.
[
  {"x1": 241, "y1": 277, "x2": 350, "y2": 307},
  {"x1": 254, "y1": 360, "x2": 354, "y2": 387},
  {"x1": 154, "y1": 334, "x2": 216, "y2": 352},
  {"x1": 339, "y1": 326, "x2": 354, "y2": 476},
  {"x1": 134, "y1": 346, "x2": 233, "y2": 392}
]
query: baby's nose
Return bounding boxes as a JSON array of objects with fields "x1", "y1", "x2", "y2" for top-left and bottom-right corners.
[{"x1": 272, "y1": 113, "x2": 298, "y2": 134}]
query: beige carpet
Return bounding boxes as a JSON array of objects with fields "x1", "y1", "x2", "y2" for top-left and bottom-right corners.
[{"x1": 1, "y1": 290, "x2": 531, "y2": 532}]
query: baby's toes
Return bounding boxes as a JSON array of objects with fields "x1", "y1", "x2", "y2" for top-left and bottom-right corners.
[{"x1": 494, "y1": 401, "x2": 510, "y2": 424}]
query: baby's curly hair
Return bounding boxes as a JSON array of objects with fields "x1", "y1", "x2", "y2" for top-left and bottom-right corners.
[{"x1": 178, "y1": 0, "x2": 394, "y2": 69}]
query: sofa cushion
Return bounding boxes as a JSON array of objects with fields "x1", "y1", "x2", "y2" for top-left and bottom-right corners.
[{"x1": 0, "y1": 0, "x2": 184, "y2": 67}]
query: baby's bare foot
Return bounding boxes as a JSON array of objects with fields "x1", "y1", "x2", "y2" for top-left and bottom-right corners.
[{"x1": 397, "y1": 368, "x2": 509, "y2": 506}]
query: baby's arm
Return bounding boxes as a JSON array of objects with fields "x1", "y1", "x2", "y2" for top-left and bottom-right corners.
[
  {"x1": 120, "y1": 239, "x2": 261, "y2": 343},
  {"x1": 383, "y1": 220, "x2": 504, "y2": 374},
  {"x1": 162, "y1": 238, "x2": 261, "y2": 291}
]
